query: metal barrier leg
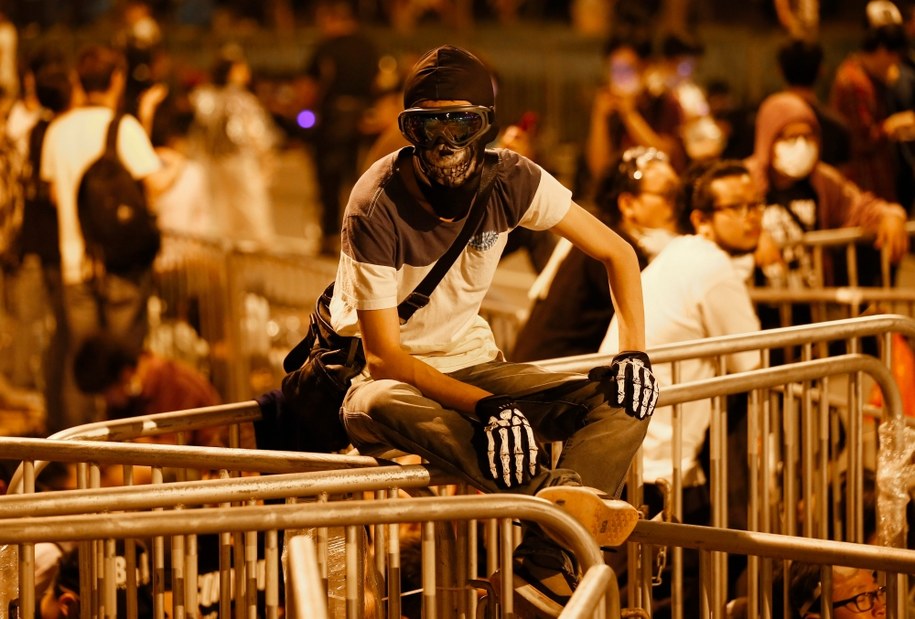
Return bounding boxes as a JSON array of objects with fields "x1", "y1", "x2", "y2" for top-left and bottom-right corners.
[
  {"x1": 346, "y1": 524, "x2": 365, "y2": 619},
  {"x1": 422, "y1": 521, "x2": 437, "y2": 619},
  {"x1": 385, "y1": 489, "x2": 401, "y2": 619}
]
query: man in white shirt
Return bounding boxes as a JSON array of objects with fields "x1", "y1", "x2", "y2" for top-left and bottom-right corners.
[
  {"x1": 40, "y1": 44, "x2": 178, "y2": 432},
  {"x1": 602, "y1": 159, "x2": 761, "y2": 490},
  {"x1": 602, "y1": 160, "x2": 762, "y2": 611}
]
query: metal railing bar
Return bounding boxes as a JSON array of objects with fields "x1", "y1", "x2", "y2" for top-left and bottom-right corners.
[
  {"x1": 2, "y1": 436, "x2": 384, "y2": 477},
  {"x1": 0, "y1": 495, "x2": 607, "y2": 574},
  {"x1": 536, "y1": 313, "x2": 915, "y2": 371},
  {"x1": 629, "y1": 520, "x2": 915, "y2": 573},
  {"x1": 0, "y1": 465, "x2": 448, "y2": 518},
  {"x1": 558, "y1": 564, "x2": 613, "y2": 619},
  {"x1": 657, "y1": 354, "x2": 899, "y2": 414},
  {"x1": 748, "y1": 288, "x2": 915, "y2": 303},
  {"x1": 46, "y1": 401, "x2": 264, "y2": 442}
]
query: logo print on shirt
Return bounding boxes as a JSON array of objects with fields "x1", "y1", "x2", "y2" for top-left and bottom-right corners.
[{"x1": 469, "y1": 230, "x2": 499, "y2": 251}]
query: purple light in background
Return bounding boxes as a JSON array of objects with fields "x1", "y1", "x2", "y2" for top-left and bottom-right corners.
[{"x1": 297, "y1": 110, "x2": 317, "y2": 129}]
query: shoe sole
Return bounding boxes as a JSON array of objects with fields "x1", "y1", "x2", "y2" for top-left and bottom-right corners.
[{"x1": 536, "y1": 486, "x2": 639, "y2": 547}]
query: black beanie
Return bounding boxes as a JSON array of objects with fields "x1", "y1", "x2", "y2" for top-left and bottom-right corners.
[{"x1": 403, "y1": 45, "x2": 494, "y2": 109}]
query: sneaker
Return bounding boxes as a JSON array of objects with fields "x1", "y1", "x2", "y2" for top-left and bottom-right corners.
[
  {"x1": 488, "y1": 567, "x2": 566, "y2": 618},
  {"x1": 511, "y1": 543, "x2": 579, "y2": 608},
  {"x1": 536, "y1": 485, "x2": 640, "y2": 547}
]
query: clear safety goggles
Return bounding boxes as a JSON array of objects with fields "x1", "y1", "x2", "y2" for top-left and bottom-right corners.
[{"x1": 398, "y1": 105, "x2": 494, "y2": 148}]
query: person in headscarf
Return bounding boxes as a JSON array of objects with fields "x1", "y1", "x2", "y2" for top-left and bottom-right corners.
[{"x1": 745, "y1": 91, "x2": 908, "y2": 293}]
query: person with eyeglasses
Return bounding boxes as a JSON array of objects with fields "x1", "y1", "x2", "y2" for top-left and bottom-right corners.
[
  {"x1": 789, "y1": 563, "x2": 887, "y2": 618},
  {"x1": 328, "y1": 44, "x2": 660, "y2": 604},
  {"x1": 601, "y1": 159, "x2": 763, "y2": 615},
  {"x1": 512, "y1": 145, "x2": 680, "y2": 362}
]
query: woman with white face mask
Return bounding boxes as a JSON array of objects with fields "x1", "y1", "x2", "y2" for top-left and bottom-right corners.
[
  {"x1": 744, "y1": 92, "x2": 909, "y2": 326},
  {"x1": 772, "y1": 128, "x2": 820, "y2": 181}
]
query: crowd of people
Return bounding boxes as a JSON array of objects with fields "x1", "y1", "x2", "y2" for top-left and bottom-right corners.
[{"x1": 0, "y1": 0, "x2": 912, "y2": 616}]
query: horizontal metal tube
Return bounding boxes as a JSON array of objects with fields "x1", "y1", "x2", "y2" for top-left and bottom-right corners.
[
  {"x1": 1, "y1": 436, "x2": 382, "y2": 474},
  {"x1": 536, "y1": 313, "x2": 915, "y2": 371},
  {"x1": 0, "y1": 465, "x2": 445, "y2": 517},
  {"x1": 48, "y1": 400, "x2": 265, "y2": 442},
  {"x1": 657, "y1": 354, "x2": 901, "y2": 422},
  {"x1": 630, "y1": 520, "x2": 915, "y2": 573},
  {"x1": 0, "y1": 494, "x2": 607, "y2": 573}
]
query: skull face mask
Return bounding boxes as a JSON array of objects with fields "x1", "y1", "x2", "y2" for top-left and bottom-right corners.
[
  {"x1": 416, "y1": 138, "x2": 485, "y2": 188},
  {"x1": 400, "y1": 45, "x2": 498, "y2": 215}
]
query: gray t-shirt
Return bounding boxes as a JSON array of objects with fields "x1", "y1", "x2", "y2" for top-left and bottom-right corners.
[{"x1": 331, "y1": 147, "x2": 571, "y2": 373}]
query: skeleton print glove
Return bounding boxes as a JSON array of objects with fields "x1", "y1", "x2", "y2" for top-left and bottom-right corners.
[
  {"x1": 474, "y1": 395, "x2": 540, "y2": 488},
  {"x1": 590, "y1": 351, "x2": 660, "y2": 420}
]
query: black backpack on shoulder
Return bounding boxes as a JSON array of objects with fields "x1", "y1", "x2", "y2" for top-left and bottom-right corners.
[
  {"x1": 77, "y1": 114, "x2": 161, "y2": 276},
  {"x1": 20, "y1": 118, "x2": 60, "y2": 267}
]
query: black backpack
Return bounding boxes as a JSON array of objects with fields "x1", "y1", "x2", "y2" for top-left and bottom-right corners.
[
  {"x1": 20, "y1": 118, "x2": 60, "y2": 267},
  {"x1": 77, "y1": 114, "x2": 161, "y2": 275}
]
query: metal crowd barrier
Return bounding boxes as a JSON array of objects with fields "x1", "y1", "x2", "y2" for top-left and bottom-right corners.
[
  {"x1": 538, "y1": 315, "x2": 915, "y2": 618},
  {"x1": 2, "y1": 442, "x2": 914, "y2": 618},
  {"x1": 0, "y1": 447, "x2": 616, "y2": 619},
  {"x1": 627, "y1": 519, "x2": 915, "y2": 619},
  {"x1": 4, "y1": 316, "x2": 913, "y2": 617},
  {"x1": 153, "y1": 231, "x2": 338, "y2": 403}
]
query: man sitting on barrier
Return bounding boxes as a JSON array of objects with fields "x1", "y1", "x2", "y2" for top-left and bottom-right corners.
[
  {"x1": 328, "y1": 44, "x2": 659, "y2": 602},
  {"x1": 601, "y1": 159, "x2": 763, "y2": 613}
]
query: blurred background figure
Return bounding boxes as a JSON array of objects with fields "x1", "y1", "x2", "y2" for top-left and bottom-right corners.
[
  {"x1": 299, "y1": 0, "x2": 379, "y2": 256},
  {"x1": 0, "y1": 1, "x2": 17, "y2": 112},
  {"x1": 652, "y1": 32, "x2": 727, "y2": 165},
  {"x1": 114, "y1": 0, "x2": 163, "y2": 117},
  {"x1": 5, "y1": 48, "x2": 73, "y2": 434},
  {"x1": 830, "y1": 0, "x2": 913, "y2": 205},
  {"x1": 582, "y1": 34, "x2": 685, "y2": 200},
  {"x1": 149, "y1": 89, "x2": 214, "y2": 238},
  {"x1": 74, "y1": 332, "x2": 221, "y2": 432},
  {"x1": 776, "y1": 37, "x2": 851, "y2": 168},
  {"x1": 189, "y1": 43, "x2": 279, "y2": 246}
]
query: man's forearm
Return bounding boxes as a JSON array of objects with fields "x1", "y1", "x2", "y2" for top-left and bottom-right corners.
[{"x1": 366, "y1": 350, "x2": 490, "y2": 417}]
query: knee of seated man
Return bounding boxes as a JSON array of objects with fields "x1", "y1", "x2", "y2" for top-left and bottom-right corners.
[{"x1": 347, "y1": 378, "x2": 428, "y2": 419}]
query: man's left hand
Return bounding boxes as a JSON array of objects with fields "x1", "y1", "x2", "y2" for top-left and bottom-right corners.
[{"x1": 590, "y1": 351, "x2": 659, "y2": 420}]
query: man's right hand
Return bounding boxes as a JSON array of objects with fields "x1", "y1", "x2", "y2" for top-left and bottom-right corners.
[{"x1": 474, "y1": 395, "x2": 539, "y2": 489}]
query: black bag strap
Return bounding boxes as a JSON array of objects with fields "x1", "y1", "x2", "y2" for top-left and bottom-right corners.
[
  {"x1": 282, "y1": 150, "x2": 500, "y2": 373},
  {"x1": 103, "y1": 113, "x2": 122, "y2": 160},
  {"x1": 397, "y1": 150, "x2": 499, "y2": 323}
]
